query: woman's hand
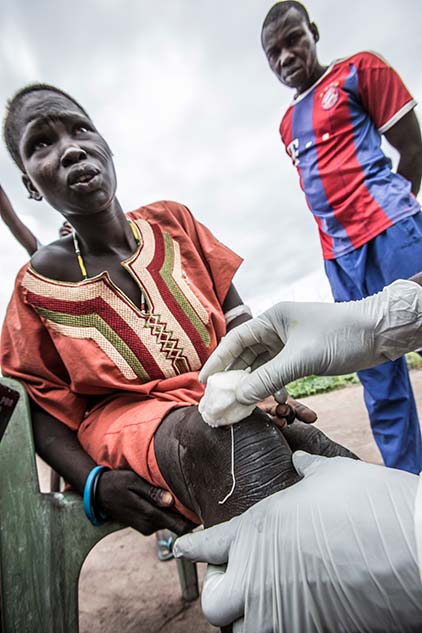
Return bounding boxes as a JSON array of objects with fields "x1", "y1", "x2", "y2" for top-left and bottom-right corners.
[
  {"x1": 30, "y1": 405, "x2": 194, "y2": 536},
  {"x1": 97, "y1": 469, "x2": 196, "y2": 536},
  {"x1": 259, "y1": 395, "x2": 317, "y2": 429}
]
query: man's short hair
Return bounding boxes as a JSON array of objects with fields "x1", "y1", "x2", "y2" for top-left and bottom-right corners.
[
  {"x1": 262, "y1": 1, "x2": 312, "y2": 34},
  {"x1": 3, "y1": 83, "x2": 90, "y2": 172}
]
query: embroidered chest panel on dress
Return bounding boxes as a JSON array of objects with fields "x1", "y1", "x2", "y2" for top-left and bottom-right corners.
[{"x1": 22, "y1": 219, "x2": 211, "y2": 382}]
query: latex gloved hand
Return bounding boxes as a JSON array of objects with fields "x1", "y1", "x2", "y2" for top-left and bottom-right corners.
[
  {"x1": 200, "y1": 280, "x2": 422, "y2": 405},
  {"x1": 174, "y1": 453, "x2": 422, "y2": 633}
]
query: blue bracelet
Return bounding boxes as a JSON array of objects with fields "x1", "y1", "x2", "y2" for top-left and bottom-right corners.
[{"x1": 83, "y1": 465, "x2": 110, "y2": 526}]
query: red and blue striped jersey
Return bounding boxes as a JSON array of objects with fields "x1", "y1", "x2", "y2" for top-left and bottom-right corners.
[{"x1": 280, "y1": 51, "x2": 419, "y2": 260}]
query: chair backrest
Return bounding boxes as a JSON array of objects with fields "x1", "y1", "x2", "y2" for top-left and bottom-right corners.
[
  {"x1": 0, "y1": 377, "x2": 124, "y2": 633},
  {"x1": 0, "y1": 382, "x2": 20, "y2": 444},
  {"x1": 0, "y1": 378, "x2": 40, "y2": 495},
  {"x1": 0, "y1": 377, "x2": 198, "y2": 633}
]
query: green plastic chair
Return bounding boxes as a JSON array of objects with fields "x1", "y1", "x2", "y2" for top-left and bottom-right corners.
[{"x1": 0, "y1": 377, "x2": 198, "y2": 633}]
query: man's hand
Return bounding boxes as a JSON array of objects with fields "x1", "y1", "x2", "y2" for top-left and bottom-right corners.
[
  {"x1": 97, "y1": 469, "x2": 195, "y2": 536},
  {"x1": 200, "y1": 280, "x2": 422, "y2": 405},
  {"x1": 384, "y1": 109, "x2": 422, "y2": 196},
  {"x1": 174, "y1": 453, "x2": 422, "y2": 632}
]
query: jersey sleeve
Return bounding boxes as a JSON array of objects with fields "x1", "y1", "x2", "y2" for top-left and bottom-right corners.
[
  {"x1": 1, "y1": 265, "x2": 88, "y2": 430},
  {"x1": 356, "y1": 51, "x2": 416, "y2": 133},
  {"x1": 159, "y1": 202, "x2": 243, "y2": 305}
]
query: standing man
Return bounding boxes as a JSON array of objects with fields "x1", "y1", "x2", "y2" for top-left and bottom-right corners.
[{"x1": 261, "y1": 1, "x2": 422, "y2": 473}]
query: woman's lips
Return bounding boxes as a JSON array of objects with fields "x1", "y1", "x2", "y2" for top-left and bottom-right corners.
[
  {"x1": 69, "y1": 172, "x2": 102, "y2": 193},
  {"x1": 68, "y1": 164, "x2": 101, "y2": 192}
]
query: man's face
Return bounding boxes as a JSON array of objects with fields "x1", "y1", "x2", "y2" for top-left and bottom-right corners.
[
  {"x1": 262, "y1": 8, "x2": 319, "y2": 94},
  {"x1": 17, "y1": 90, "x2": 117, "y2": 217}
]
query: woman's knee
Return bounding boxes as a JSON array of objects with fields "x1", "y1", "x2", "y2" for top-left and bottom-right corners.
[{"x1": 158, "y1": 406, "x2": 302, "y2": 526}]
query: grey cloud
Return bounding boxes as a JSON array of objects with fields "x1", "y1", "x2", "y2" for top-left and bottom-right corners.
[{"x1": 0, "y1": 0, "x2": 420, "y2": 322}]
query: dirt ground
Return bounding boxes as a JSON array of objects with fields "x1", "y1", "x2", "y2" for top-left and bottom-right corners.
[{"x1": 36, "y1": 369, "x2": 422, "y2": 633}]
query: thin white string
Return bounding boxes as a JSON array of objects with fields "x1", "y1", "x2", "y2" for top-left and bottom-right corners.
[{"x1": 218, "y1": 425, "x2": 236, "y2": 504}]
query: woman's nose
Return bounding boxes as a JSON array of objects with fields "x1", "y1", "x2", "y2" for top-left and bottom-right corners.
[{"x1": 60, "y1": 145, "x2": 87, "y2": 168}]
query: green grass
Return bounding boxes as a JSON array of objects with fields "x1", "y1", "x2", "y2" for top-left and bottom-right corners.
[
  {"x1": 406, "y1": 351, "x2": 422, "y2": 370},
  {"x1": 287, "y1": 352, "x2": 422, "y2": 399}
]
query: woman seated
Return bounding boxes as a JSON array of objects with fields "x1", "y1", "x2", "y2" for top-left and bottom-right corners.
[{"x1": 1, "y1": 84, "x2": 356, "y2": 540}]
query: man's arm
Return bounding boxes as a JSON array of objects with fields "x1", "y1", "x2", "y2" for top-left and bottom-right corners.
[
  {"x1": 384, "y1": 110, "x2": 422, "y2": 195},
  {"x1": 200, "y1": 280, "x2": 422, "y2": 408},
  {"x1": 174, "y1": 453, "x2": 422, "y2": 632},
  {"x1": 0, "y1": 186, "x2": 38, "y2": 255}
]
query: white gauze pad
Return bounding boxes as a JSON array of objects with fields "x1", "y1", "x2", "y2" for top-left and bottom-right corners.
[{"x1": 198, "y1": 369, "x2": 255, "y2": 427}]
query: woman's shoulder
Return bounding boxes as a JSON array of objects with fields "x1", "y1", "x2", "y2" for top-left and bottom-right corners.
[
  {"x1": 129, "y1": 200, "x2": 191, "y2": 223},
  {"x1": 30, "y1": 236, "x2": 78, "y2": 281}
]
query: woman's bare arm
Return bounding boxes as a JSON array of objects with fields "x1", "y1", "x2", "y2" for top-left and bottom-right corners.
[{"x1": 31, "y1": 403, "x2": 194, "y2": 535}]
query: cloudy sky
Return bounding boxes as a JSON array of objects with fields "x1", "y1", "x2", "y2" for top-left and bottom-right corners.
[{"x1": 1, "y1": 0, "x2": 421, "y2": 322}]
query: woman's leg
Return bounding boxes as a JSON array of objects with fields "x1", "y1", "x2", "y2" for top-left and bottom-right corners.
[
  {"x1": 154, "y1": 406, "x2": 301, "y2": 528},
  {"x1": 155, "y1": 407, "x2": 358, "y2": 633}
]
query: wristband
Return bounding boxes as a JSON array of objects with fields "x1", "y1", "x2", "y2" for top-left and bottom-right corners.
[
  {"x1": 83, "y1": 465, "x2": 110, "y2": 526},
  {"x1": 224, "y1": 304, "x2": 252, "y2": 326}
]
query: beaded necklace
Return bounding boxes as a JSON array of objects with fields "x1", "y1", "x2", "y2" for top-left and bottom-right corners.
[{"x1": 72, "y1": 218, "x2": 149, "y2": 312}]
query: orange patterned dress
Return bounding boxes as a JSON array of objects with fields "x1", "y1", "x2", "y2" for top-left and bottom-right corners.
[{"x1": 1, "y1": 201, "x2": 242, "y2": 520}]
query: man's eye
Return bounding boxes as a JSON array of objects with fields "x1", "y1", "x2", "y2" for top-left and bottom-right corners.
[{"x1": 288, "y1": 34, "x2": 300, "y2": 45}]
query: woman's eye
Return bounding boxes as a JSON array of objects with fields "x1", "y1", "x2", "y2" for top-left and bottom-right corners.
[
  {"x1": 33, "y1": 140, "x2": 49, "y2": 152},
  {"x1": 75, "y1": 126, "x2": 89, "y2": 134}
]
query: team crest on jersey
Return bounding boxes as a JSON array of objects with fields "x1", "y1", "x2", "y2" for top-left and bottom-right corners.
[{"x1": 320, "y1": 83, "x2": 339, "y2": 110}]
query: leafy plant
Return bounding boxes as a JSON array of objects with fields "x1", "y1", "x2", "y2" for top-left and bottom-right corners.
[
  {"x1": 288, "y1": 353, "x2": 421, "y2": 399},
  {"x1": 406, "y1": 352, "x2": 422, "y2": 370}
]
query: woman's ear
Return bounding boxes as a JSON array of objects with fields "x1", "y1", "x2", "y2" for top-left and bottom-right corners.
[{"x1": 22, "y1": 175, "x2": 43, "y2": 201}]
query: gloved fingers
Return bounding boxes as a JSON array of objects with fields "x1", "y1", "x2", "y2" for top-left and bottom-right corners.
[
  {"x1": 173, "y1": 518, "x2": 238, "y2": 564},
  {"x1": 233, "y1": 617, "x2": 245, "y2": 633},
  {"x1": 230, "y1": 349, "x2": 274, "y2": 374},
  {"x1": 292, "y1": 450, "x2": 330, "y2": 476},
  {"x1": 230, "y1": 345, "x2": 271, "y2": 372},
  {"x1": 200, "y1": 318, "x2": 280, "y2": 383},
  {"x1": 228, "y1": 345, "x2": 266, "y2": 372},
  {"x1": 274, "y1": 386, "x2": 288, "y2": 404},
  {"x1": 202, "y1": 564, "x2": 245, "y2": 627},
  {"x1": 235, "y1": 352, "x2": 292, "y2": 405},
  {"x1": 199, "y1": 323, "x2": 259, "y2": 382}
]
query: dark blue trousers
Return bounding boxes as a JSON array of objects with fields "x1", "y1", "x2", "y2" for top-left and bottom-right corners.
[{"x1": 324, "y1": 213, "x2": 422, "y2": 474}]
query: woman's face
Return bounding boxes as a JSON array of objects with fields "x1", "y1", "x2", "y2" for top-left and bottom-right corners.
[{"x1": 17, "y1": 90, "x2": 117, "y2": 218}]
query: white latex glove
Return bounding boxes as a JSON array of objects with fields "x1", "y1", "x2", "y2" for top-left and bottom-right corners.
[
  {"x1": 174, "y1": 453, "x2": 422, "y2": 633},
  {"x1": 200, "y1": 279, "x2": 422, "y2": 405}
]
